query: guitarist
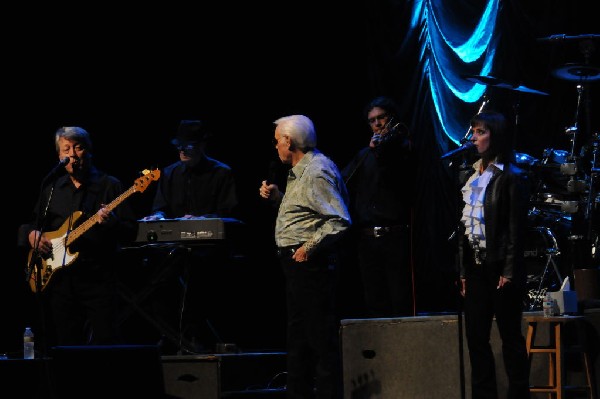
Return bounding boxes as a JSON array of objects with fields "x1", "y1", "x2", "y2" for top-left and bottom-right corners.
[{"x1": 20, "y1": 126, "x2": 137, "y2": 347}]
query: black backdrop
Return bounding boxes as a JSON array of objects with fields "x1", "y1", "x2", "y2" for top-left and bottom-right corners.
[{"x1": 5, "y1": 1, "x2": 599, "y2": 356}]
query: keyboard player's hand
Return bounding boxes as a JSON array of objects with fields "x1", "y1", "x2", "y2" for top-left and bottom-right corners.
[{"x1": 141, "y1": 212, "x2": 165, "y2": 221}]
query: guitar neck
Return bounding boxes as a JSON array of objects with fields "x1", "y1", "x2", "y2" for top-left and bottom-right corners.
[{"x1": 65, "y1": 185, "x2": 137, "y2": 246}]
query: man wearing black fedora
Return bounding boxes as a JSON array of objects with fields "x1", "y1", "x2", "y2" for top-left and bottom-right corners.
[
  {"x1": 140, "y1": 119, "x2": 238, "y2": 354},
  {"x1": 143, "y1": 119, "x2": 238, "y2": 220}
]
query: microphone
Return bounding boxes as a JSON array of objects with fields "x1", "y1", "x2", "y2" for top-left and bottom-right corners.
[
  {"x1": 41, "y1": 158, "x2": 70, "y2": 184},
  {"x1": 440, "y1": 141, "x2": 476, "y2": 160},
  {"x1": 266, "y1": 160, "x2": 279, "y2": 185}
]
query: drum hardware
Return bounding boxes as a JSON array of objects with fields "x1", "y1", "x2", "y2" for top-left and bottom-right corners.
[
  {"x1": 529, "y1": 248, "x2": 563, "y2": 310},
  {"x1": 515, "y1": 152, "x2": 539, "y2": 166},
  {"x1": 560, "y1": 162, "x2": 578, "y2": 176},
  {"x1": 542, "y1": 148, "x2": 569, "y2": 165},
  {"x1": 528, "y1": 252, "x2": 563, "y2": 311},
  {"x1": 561, "y1": 200, "x2": 579, "y2": 214},
  {"x1": 564, "y1": 124, "x2": 580, "y2": 161},
  {"x1": 526, "y1": 226, "x2": 564, "y2": 311},
  {"x1": 462, "y1": 75, "x2": 549, "y2": 95},
  {"x1": 553, "y1": 82, "x2": 587, "y2": 160},
  {"x1": 566, "y1": 178, "x2": 586, "y2": 193},
  {"x1": 550, "y1": 37, "x2": 598, "y2": 160},
  {"x1": 552, "y1": 63, "x2": 600, "y2": 82},
  {"x1": 537, "y1": 34, "x2": 600, "y2": 44},
  {"x1": 585, "y1": 137, "x2": 599, "y2": 223},
  {"x1": 461, "y1": 75, "x2": 548, "y2": 152},
  {"x1": 530, "y1": 193, "x2": 578, "y2": 214},
  {"x1": 459, "y1": 96, "x2": 489, "y2": 144}
]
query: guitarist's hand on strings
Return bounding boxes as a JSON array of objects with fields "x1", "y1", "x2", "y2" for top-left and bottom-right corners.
[{"x1": 28, "y1": 230, "x2": 52, "y2": 257}]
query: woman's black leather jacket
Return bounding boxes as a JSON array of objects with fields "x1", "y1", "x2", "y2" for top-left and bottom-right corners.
[{"x1": 458, "y1": 163, "x2": 531, "y2": 282}]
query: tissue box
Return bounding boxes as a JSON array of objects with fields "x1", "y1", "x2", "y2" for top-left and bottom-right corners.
[{"x1": 549, "y1": 291, "x2": 578, "y2": 314}]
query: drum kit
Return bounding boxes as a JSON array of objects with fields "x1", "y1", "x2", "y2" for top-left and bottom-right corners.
[{"x1": 464, "y1": 33, "x2": 600, "y2": 310}]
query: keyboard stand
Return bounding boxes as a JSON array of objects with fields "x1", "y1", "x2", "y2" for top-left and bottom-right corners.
[{"x1": 117, "y1": 244, "x2": 198, "y2": 354}]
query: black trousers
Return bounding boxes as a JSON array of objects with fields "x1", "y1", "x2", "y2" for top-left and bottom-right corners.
[
  {"x1": 48, "y1": 260, "x2": 121, "y2": 346},
  {"x1": 357, "y1": 228, "x2": 413, "y2": 317},
  {"x1": 463, "y1": 263, "x2": 530, "y2": 399},
  {"x1": 280, "y1": 249, "x2": 341, "y2": 399}
]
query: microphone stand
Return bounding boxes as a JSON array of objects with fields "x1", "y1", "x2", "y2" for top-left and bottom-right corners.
[
  {"x1": 25, "y1": 164, "x2": 66, "y2": 359},
  {"x1": 25, "y1": 186, "x2": 54, "y2": 360},
  {"x1": 25, "y1": 163, "x2": 65, "y2": 283},
  {"x1": 460, "y1": 96, "x2": 489, "y2": 144},
  {"x1": 444, "y1": 152, "x2": 472, "y2": 399}
]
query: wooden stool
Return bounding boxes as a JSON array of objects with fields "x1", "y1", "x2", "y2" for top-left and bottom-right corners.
[{"x1": 524, "y1": 314, "x2": 594, "y2": 399}]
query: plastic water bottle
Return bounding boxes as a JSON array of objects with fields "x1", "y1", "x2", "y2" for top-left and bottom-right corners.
[
  {"x1": 23, "y1": 327, "x2": 34, "y2": 359},
  {"x1": 543, "y1": 292, "x2": 554, "y2": 317}
]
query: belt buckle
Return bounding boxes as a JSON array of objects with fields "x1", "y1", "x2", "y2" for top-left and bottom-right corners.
[
  {"x1": 278, "y1": 247, "x2": 296, "y2": 257},
  {"x1": 474, "y1": 247, "x2": 485, "y2": 265},
  {"x1": 373, "y1": 226, "x2": 385, "y2": 238}
]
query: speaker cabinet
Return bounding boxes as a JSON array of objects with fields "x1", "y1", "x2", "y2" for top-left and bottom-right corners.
[
  {"x1": 341, "y1": 315, "x2": 463, "y2": 399},
  {"x1": 162, "y1": 355, "x2": 220, "y2": 399},
  {"x1": 341, "y1": 313, "x2": 550, "y2": 399}
]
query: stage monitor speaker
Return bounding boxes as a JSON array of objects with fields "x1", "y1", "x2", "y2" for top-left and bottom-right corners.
[
  {"x1": 162, "y1": 355, "x2": 220, "y2": 399},
  {"x1": 341, "y1": 315, "x2": 464, "y2": 399},
  {"x1": 50, "y1": 344, "x2": 165, "y2": 399},
  {"x1": 341, "y1": 313, "x2": 550, "y2": 399}
]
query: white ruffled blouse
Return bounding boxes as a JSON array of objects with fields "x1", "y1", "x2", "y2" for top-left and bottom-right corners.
[{"x1": 460, "y1": 159, "x2": 504, "y2": 249}]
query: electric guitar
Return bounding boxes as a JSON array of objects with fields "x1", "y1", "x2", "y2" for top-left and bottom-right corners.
[{"x1": 27, "y1": 168, "x2": 161, "y2": 293}]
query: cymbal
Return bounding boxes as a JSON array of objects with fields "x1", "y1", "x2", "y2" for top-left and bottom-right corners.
[
  {"x1": 552, "y1": 63, "x2": 600, "y2": 82},
  {"x1": 537, "y1": 33, "x2": 600, "y2": 43},
  {"x1": 515, "y1": 152, "x2": 539, "y2": 166},
  {"x1": 463, "y1": 75, "x2": 549, "y2": 95}
]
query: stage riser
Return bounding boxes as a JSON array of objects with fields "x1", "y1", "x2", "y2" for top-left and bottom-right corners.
[{"x1": 0, "y1": 350, "x2": 286, "y2": 399}]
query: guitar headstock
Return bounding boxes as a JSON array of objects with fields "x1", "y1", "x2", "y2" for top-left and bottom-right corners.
[{"x1": 134, "y1": 169, "x2": 161, "y2": 192}]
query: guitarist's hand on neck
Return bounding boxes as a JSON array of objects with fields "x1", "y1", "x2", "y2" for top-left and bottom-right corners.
[{"x1": 97, "y1": 204, "x2": 114, "y2": 224}]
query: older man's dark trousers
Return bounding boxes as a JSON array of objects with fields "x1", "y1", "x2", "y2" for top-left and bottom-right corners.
[{"x1": 280, "y1": 250, "x2": 341, "y2": 399}]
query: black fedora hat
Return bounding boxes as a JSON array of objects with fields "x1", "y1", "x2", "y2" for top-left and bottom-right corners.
[{"x1": 171, "y1": 120, "x2": 211, "y2": 145}]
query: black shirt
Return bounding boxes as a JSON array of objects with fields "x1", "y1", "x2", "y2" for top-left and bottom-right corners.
[
  {"x1": 25, "y1": 166, "x2": 137, "y2": 261},
  {"x1": 151, "y1": 156, "x2": 238, "y2": 218},
  {"x1": 342, "y1": 134, "x2": 413, "y2": 227}
]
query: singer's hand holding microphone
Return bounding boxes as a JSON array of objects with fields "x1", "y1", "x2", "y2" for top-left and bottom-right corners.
[{"x1": 259, "y1": 180, "x2": 281, "y2": 201}]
